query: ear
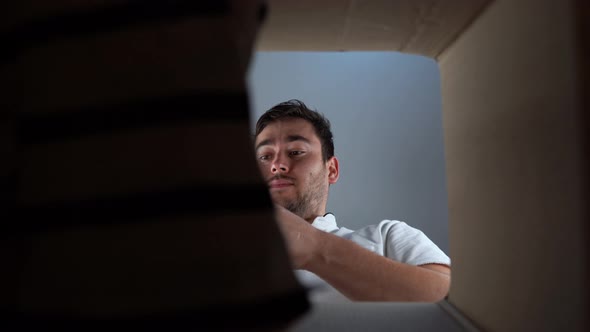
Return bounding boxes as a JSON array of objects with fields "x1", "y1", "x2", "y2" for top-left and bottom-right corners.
[{"x1": 327, "y1": 156, "x2": 339, "y2": 184}]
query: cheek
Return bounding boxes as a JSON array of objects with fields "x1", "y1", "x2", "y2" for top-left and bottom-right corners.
[{"x1": 257, "y1": 163, "x2": 268, "y2": 176}]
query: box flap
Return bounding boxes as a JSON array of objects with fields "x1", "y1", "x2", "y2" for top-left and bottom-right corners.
[{"x1": 256, "y1": 0, "x2": 490, "y2": 57}]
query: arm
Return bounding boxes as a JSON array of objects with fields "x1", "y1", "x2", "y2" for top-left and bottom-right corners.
[{"x1": 275, "y1": 206, "x2": 450, "y2": 302}]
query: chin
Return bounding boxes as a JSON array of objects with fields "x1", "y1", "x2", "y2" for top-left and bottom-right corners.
[
  {"x1": 272, "y1": 199, "x2": 291, "y2": 209},
  {"x1": 271, "y1": 197, "x2": 295, "y2": 211},
  {"x1": 271, "y1": 192, "x2": 292, "y2": 202}
]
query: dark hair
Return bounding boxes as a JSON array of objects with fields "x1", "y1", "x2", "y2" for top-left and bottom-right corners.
[{"x1": 255, "y1": 99, "x2": 334, "y2": 161}]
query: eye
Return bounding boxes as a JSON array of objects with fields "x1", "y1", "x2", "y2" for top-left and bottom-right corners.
[
  {"x1": 289, "y1": 150, "x2": 305, "y2": 157},
  {"x1": 258, "y1": 154, "x2": 271, "y2": 162}
]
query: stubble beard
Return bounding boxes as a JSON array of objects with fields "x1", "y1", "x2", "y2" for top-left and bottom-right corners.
[{"x1": 276, "y1": 169, "x2": 328, "y2": 221}]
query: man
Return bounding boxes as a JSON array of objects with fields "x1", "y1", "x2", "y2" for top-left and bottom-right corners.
[{"x1": 254, "y1": 100, "x2": 451, "y2": 302}]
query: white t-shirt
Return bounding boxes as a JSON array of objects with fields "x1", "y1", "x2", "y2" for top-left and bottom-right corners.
[{"x1": 296, "y1": 213, "x2": 451, "y2": 302}]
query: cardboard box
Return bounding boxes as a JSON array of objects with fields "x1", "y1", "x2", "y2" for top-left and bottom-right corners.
[{"x1": 5, "y1": 0, "x2": 587, "y2": 331}]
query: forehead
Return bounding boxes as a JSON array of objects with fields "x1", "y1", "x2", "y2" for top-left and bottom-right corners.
[{"x1": 256, "y1": 118, "x2": 320, "y2": 144}]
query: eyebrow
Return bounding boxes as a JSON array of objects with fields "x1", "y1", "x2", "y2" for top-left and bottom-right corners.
[
  {"x1": 286, "y1": 135, "x2": 311, "y2": 144},
  {"x1": 255, "y1": 135, "x2": 311, "y2": 151}
]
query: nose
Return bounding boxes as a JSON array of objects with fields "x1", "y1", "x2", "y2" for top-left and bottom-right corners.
[{"x1": 271, "y1": 155, "x2": 289, "y2": 174}]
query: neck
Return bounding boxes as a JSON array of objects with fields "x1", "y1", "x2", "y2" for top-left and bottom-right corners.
[
  {"x1": 283, "y1": 198, "x2": 327, "y2": 224},
  {"x1": 301, "y1": 207, "x2": 326, "y2": 224},
  {"x1": 303, "y1": 215, "x2": 318, "y2": 224}
]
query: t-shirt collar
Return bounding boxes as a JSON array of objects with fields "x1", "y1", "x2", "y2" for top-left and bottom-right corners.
[{"x1": 311, "y1": 213, "x2": 338, "y2": 232}]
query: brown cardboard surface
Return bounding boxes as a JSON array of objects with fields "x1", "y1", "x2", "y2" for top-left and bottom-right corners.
[
  {"x1": 256, "y1": 0, "x2": 490, "y2": 57},
  {"x1": 438, "y1": 0, "x2": 588, "y2": 330},
  {"x1": 258, "y1": 0, "x2": 589, "y2": 330}
]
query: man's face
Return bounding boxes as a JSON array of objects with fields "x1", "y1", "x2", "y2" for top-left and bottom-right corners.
[{"x1": 255, "y1": 118, "x2": 338, "y2": 220}]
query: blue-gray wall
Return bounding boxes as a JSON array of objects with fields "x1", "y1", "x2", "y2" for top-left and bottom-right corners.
[{"x1": 248, "y1": 52, "x2": 449, "y2": 254}]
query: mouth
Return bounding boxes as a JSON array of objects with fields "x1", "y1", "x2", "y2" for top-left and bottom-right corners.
[{"x1": 268, "y1": 179, "x2": 294, "y2": 189}]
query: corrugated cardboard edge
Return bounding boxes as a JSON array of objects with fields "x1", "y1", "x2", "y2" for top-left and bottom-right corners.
[{"x1": 575, "y1": 0, "x2": 590, "y2": 326}]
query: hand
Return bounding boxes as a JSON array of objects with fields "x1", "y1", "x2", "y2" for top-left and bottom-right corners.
[{"x1": 274, "y1": 205, "x2": 322, "y2": 269}]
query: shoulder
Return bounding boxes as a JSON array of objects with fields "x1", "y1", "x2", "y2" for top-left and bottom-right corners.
[
  {"x1": 379, "y1": 219, "x2": 427, "y2": 239},
  {"x1": 377, "y1": 219, "x2": 451, "y2": 266},
  {"x1": 336, "y1": 219, "x2": 409, "y2": 255},
  {"x1": 352, "y1": 219, "x2": 415, "y2": 239}
]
